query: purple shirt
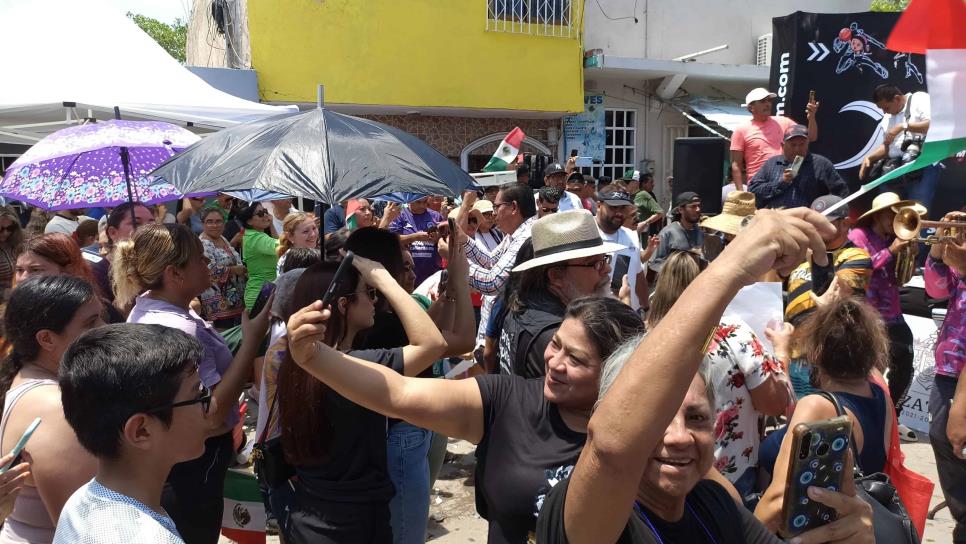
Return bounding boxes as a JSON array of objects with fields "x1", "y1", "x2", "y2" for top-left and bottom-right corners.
[
  {"x1": 925, "y1": 256, "x2": 966, "y2": 377},
  {"x1": 389, "y1": 208, "x2": 444, "y2": 286},
  {"x1": 127, "y1": 295, "x2": 238, "y2": 428},
  {"x1": 848, "y1": 226, "x2": 903, "y2": 323}
]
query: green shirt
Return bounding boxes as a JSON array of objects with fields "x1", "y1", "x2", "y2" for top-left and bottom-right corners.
[
  {"x1": 634, "y1": 190, "x2": 663, "y2": 222},
  {"x1": 242, "y1": 230, "x2": 279, "y2": 309}
]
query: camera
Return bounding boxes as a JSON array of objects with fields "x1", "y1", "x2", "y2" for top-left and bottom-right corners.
[{"x1": 901, "y1": 135, "x2": 924, "y2": 164}]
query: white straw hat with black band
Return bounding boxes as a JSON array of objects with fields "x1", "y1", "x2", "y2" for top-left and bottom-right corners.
[{"x1": 512, "y1": 211, "x2": 625, "y2": 272}]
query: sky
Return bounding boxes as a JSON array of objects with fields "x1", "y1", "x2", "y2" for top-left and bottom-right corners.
[{"x1": 111, "y1": 0, "x2": 191, "y2": 24}]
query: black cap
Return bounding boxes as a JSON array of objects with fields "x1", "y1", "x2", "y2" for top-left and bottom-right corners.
[
  {"x1": 567, "y1": 171, "x2": 585, "y2": 183},
  {"x1": 543, "y1": 163, "x2": 565, "y2": 177},
  {"x1": 784, "y1": 124, "x2": 809, "y2": 141},
  {"x1": 674, "y1": 191, "x2": 702, "y2": 208},
  {"x1": 516, "y1": 164, "x2": 530, "y2": 176},
  {"x1": 596, "y1": 190, "x2": 633, "y2": 206}
]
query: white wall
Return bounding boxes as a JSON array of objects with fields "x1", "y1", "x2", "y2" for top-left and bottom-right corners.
[{"x1": 584, "y1": 0, "x2": 873, "y2": 65}]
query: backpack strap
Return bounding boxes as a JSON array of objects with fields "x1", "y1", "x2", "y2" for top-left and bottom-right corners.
[{"x1": 813, "y1": 390, "x2": 864, "y2": 476}]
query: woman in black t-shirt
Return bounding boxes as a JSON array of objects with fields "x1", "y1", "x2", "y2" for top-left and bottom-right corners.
[
  {"x1": 536, "y1": 208, "x2": 875, "y2": 544},
  {"x1": 286, "y1": 296, "x2": 644, "y2": 544},
  {"x1": 277, "y1": 257, "x2": 447, "y2": 544}
]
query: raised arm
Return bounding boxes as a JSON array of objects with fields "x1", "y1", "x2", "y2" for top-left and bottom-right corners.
[
  {"x1": 433, "y1": 225, "x2": 477, "y2": 357},
  {"x1": 287, "y1": 302, "x2": 486, "y2": 443},
  {"x1": 562, "y1": 208, "x2": 834, "y2": 544},
  {"x1": 354, "y1": 256, "x2": 447, "y2": 376}
]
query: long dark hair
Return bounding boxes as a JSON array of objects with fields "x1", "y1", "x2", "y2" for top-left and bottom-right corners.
[
  {"x1": 344, "y1": 227, "x2": 404, "y2": 312},
  {"x1": 564, "y1": 297, "x2": 644, "y2": 363},
  {"x1": 278, "y1": 262, "x2": 362, "y2": 465},
  {"x1": 0, "y1": 275, "x2": 95, "y2": 415}
]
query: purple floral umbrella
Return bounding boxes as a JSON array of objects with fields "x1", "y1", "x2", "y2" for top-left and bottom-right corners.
[{"x1": 0, "y1": 120, "x2": 201, "y2": 211}]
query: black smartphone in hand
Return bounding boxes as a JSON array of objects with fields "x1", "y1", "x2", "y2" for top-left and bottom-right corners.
[
  {"x1": 611, "y1": 254, "x2": 631, "y2": 292},
  {"x1": 321, "y1": 251, "x2": 355, "y2": 309}
]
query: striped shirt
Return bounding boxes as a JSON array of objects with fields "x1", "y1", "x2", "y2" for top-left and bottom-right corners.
[{"x1": 785, "y1": 243, "x2": 873, "y2": 323}]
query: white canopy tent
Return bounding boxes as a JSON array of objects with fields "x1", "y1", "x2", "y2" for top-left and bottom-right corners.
[{"x1": 0, "y1": 0, "x2": 296, "y2": 146}]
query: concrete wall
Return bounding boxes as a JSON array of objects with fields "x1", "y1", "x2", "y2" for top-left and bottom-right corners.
[
  {"x1": 244, "y1": 0, "x2": 585, "y2": 112},
  {"x1": 584, "y1": 0, "x2": 873, "y2": 65}
]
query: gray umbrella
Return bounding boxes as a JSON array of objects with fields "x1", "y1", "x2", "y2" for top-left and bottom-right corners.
[{"x1": 150, "y1": 108, "x2": 473, "y2": 204}]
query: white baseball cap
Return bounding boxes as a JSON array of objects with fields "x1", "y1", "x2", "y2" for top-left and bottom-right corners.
[{"x1": 741, "y1": 88, "x2": 778, "y2": 107}]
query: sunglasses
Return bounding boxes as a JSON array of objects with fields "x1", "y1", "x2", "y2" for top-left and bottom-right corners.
[
  {"x1": 347, "y1": 286, "x2": 378, "y2": 301},
  {"x1": 672, "y1": 250, "x2": 709, "y2": 271},
  {"x1": 146, "y1": 385, "x2": 212, "y2": 415},
  {"x1": 540, "y1": 207, "x2": 559, "y2": 214},
  {"x1": 0, "y1": 225, "x2": 16, "y2": 233},
  {"x1": 254, "y1": 209, "x2": 270, "y2": 217},
  {"x1": 561, "y1": 254, "x2": 612, "y2": 272}
]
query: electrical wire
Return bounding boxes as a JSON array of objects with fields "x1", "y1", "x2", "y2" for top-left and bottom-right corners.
[{"x1": 594, "y1": 0, "x2": 638, "y2": 22}]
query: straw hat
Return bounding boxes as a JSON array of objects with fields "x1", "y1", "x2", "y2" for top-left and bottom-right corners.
[
  {"x1": 700, "y1": 191, "x2": 757, "y2": 235},
  {"x1": 448, "y1": 200, "x2": 492, "y2": 222},
  {"x1": 855, "y1": 192, "x2": 922, "y2": 225},
  {"x1": 512, "y1": 211, "x2": 624, "y2": 272}
]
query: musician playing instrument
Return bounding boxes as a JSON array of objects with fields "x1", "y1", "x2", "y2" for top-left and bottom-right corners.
[{"x1": 847, "y1": 192, "x2": 922, "y2": 438}]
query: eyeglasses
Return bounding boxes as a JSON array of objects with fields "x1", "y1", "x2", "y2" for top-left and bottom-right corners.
[
  {"x1": 672, "y1": 250, "x2": 709, "y2": 271},
  {"x1": 0, "y1": 225, "x2": 16, "y2": 233},
  {"x1": 560, "y1": 254, "x2": 612, "y2": 272},
  {"x1": 146, "y1": 385, "x2": 212, "y2": 415},
  {"x1": 493, "y1": 201, "x2": 512, "y2": 211},
  {"x1": 347, "y1": 286, "x2": 378, "y2": 301},
  {"x1": 254, "y1": 210, "x2": 270, "y2": 217},
  {"x1": 540, "y1": 207, "x2": 559, "y2": 214}
]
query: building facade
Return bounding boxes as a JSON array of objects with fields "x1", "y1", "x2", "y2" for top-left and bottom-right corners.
[
  {"x1": 187, "y1": 0, "x2": 586, "y2": 171},
  {"x1": 579, "y1": 0, "x2": 870, "y2": 205}
]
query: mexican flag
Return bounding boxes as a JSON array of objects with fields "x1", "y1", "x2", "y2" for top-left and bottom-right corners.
[
  {"x1": 483, "y1": 127, "x2": 525, "y2": 172},
  {"x1": 866, "y1": 0, "x2": 966, "y2": 190},
  {"x1": 221, "y1": 469, "x2": 266, "y2": 544}
]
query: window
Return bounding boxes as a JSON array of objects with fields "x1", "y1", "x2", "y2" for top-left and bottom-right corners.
[
  {"x1": 598, "y1": 109, "x2": 636, "y2": 182},
  {"x1": 486, "y1": 0, "x2": 575, "y2": 37}
]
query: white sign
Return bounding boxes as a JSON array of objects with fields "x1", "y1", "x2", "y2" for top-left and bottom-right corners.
[
  {"x1": 897, "y1": 314, "x2": 939, "y2": 434},
  {"x1": 722, "y1": 282, "x2": 784, "y2": 352}
]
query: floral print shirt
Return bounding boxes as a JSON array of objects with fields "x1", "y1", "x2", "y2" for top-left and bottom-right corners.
[
  {"x1": 707, "y1": 316, "x2": 786, "y2": 482},
  {"x1": 848, "y1": 226, "x2": 904, "y2": 324},
  {"x1": 199, "y1": 236, "x2": 245, "y2": 321},
  {"x1": 925, "y1": 256, "x2": 965, "y2": 377}
]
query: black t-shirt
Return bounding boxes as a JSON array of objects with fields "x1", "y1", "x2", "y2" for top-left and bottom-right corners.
[
  {"x1": 294, "y1": 348, "x2": 404, "y2": 503},
  {"x1": 355, "y1": 310, "x2": 434, "y2": 378},
  {"x1": 536, "y1": 477, "x2": 782, "y2": 544},
  {"x1": 474, "y1": 375, "x2": 586, "y2": 544}
]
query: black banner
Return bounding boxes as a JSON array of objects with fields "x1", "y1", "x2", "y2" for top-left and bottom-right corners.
[
  {"x1": 769, "y1": 12, "x2": 925, "y2": 184},
  {"x1": 768, "y1": 11, "x2": 966, "y2": 216}
]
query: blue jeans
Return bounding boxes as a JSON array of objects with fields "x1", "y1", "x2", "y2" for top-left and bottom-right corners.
[{"x1": 387, "y1": 422, "x2": 432, "y2": 544}]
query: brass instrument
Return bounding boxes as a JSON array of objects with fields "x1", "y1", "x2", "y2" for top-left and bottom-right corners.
[
  {"x1": 894, "y1": 206, "x2": 966, "y2": 245},
  {"x1": 893, "y1": 206, "x2": 966, "y2": 284}
]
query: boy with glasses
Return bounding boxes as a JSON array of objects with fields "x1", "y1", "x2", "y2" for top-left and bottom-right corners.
[{"x1": 54, "y1": 324, "x2": 210, "y2": 544}]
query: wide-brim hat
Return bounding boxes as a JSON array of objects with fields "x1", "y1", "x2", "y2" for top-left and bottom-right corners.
[
  {"x1": 449, "y1": 207, "x2": 483, "y2": 222},
  {"x1": 512, "y1": 211, "x2": 625, "y2": 272},
  {"x1": 855, "y1": 192, "x2": 922, "y2": 225},
  {"x1": 700, "y1": 191, "x2": 757, "y2": 235},
  {"x1": 741, "y1": 87, "x2": 778, "y2": 108},
  {"x1": 472, "y1": 200, "x2": 494, "y2": 214}
]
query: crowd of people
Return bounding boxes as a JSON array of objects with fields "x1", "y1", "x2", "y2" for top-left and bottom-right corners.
[{"x1": 0, "y1": 81, "x2": 958, "y2": 544}]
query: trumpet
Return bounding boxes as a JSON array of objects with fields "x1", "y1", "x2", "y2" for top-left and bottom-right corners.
[{"x1": 894, "y1": 206, "x2": 966, "y2": 245}]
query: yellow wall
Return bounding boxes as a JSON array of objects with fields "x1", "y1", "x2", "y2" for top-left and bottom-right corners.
[{"x1": 247, "y1": 0, "x2": 584, "y2": 113}]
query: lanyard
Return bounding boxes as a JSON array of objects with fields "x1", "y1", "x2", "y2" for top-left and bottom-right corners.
[{"x1": 632, "y1": 501, "x2": 719, "y2": 544}]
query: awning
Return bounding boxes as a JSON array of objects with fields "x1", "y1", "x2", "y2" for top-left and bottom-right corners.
[{"x1": 679, "y1": 96, "x2": 752, "y2": 134}]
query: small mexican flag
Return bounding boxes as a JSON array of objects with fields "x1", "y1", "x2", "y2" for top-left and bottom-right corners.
[
  {"x1": 345, "y1": 199, "x2": 366, "y2": 230},
  {"x1": 867, "y1": 0, "x2": 966, "y2": 190},
  {"x1": 483, "y1": 127, "x2": 525, "y2": 172},
  {"x1": 221, "y1": 469, "x2": 266, "y2": 544}
]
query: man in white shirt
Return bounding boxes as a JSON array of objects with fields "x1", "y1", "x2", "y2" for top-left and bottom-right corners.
[
  {"x1": 541, "y1": 163, "x2": 584, "y2": 213},
  {"x1": 595, "y1": 185, "x2": 646, "y2": 310},
  {"x1": 44, "y1": 209, "x2": 87, "y2": 235},
  {"x1": 860, "y1": 83, "x2": 938, "y2": 211}
]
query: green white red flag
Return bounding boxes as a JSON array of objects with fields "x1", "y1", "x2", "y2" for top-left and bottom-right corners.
[
  {"x1": 825, "y1": 0, "x2": 966, "y2": 215},
  {"x1": 483, "y1": 127, "x2": 525, "y2": 172},
  {"x1": 221, "y1": 469, "x2": 266, "y2": 544}
]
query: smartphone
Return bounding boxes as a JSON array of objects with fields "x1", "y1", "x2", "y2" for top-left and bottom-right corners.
[
  {"x1": 610, "y1": 254, "x2": 631, "y2": 292},
  {"x1": 249, "y1": 281, "x2": 276, "y2": 318},
  {"x1": 321, "y1": 251, "x2": 355, "y2": 309},
  {"x1": 439, "y1": 269, "x2": 449, "y2": 294},
  {"x1": 809, "y1": 90, "x2": 816, "y2": 103},
  {"x1": 789, "y1": 155, "x2": 805, "y2": 177},
  {"x1": 1, "y1": 417, "x2": 41, "y2": 473},
  {"x1": 570, "y1": 149, "x2": 578, "y2": 157},
  {"x1": 426, "y1": 223, "x2": 438, "y2": 235},
  {"x1": 780, "y1": 416, "x2": 853, "y2": 538},
  {"x1": 811, "y1": 252, "x2": 835, "y2": 297}
]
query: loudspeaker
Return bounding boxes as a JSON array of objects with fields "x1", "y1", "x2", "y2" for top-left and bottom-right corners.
[{"x1": 672, "y1": 137, "x2": 728, "y2": 215}]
